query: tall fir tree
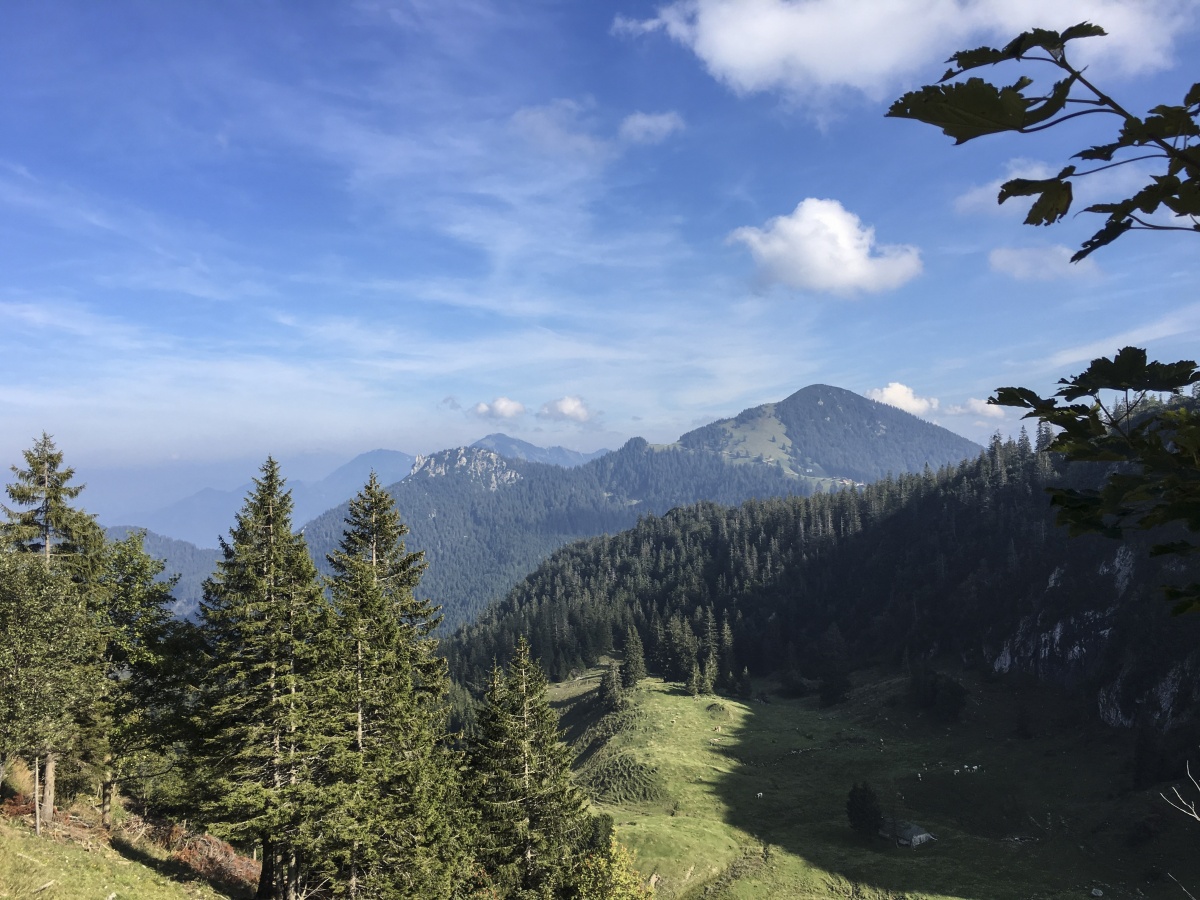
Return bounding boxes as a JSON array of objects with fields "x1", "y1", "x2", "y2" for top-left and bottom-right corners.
[
  {"x1": 88, "y1": 531, "x2": 179, "y2": 829},
  {"x1": 619, "y1": 626, "x2": 646, "y2": 690},
  {"x1": 321, "y1": 472, "x2": 466, "y2": 899},
  {"x1": 192, "y1": 458, "x2": 330, "y2": 900},
  {"x1": 471, "y1": 637, "x2": 591, "y2": 898},
  {"x1": 1, "y1": 433, "x2": 102, "y2": 576}
]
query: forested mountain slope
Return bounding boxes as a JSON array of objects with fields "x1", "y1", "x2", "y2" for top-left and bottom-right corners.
[
  {"x1": 304, "y1": 387, "x2": 982, "y2": 628},
  {"x1": 676, "y1": 383, "x2": 980, "y2": 482},
  {"x1": 303, "y1": 439, "x2": 807, "y2": 628},
  {"x1": 448, "y1": 435, "x2": 1200, "y2": 761}
]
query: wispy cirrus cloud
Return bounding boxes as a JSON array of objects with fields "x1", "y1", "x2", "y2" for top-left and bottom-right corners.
[
  {"x1": 619, "y1": 111, "x2": 685, "y2": 145},
  {"x1": 989, "y1": 245, "x2": 1100, "y2": 281}
]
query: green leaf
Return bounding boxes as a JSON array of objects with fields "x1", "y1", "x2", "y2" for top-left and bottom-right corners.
[
  {"x1": 887, "y1": 76, "x2": 1035, "y2": 143},
  {"x1": 1186, "y1": 82, "x2": 1200, "y2": 108},
  {"x1": 999, "y1": 167, "x2": 1075, "y2": 225},
  {"x1": 1059, "y1": 22, "x2": 1107, "y2": 43},
  {"x1": 1072, "y1": 218, "x2": 1133, "y2": 262},
  {"x1": 1074, "y1": 141, "x2": 1124, "y2": 162}
]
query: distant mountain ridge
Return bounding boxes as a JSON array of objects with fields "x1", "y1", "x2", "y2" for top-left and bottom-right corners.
[
  {"x1": 302, "y1": 385, "x2": 982, "y2": 629},
  {"x1": 470, "y1": 434, "x2": 608, "y2": 467},
  {"x1": 676, "y1": 384, "x2": 981, "y2": 483},
  {"x1": 128, "y1": 384, "x2": 983, "y2": 626},
  {"x1": 131, "y1": 449, "x2": 416, "y2": 547}
]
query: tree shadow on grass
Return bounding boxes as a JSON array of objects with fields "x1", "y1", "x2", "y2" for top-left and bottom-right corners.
[
  {"x1": 706, "y1": 675, "x2": 1200, "y2": 900},
  {"x1": 111, "y1": 836, "x2": 253, "y2": 899}
]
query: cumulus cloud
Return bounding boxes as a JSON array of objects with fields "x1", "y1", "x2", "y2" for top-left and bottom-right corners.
[
  {"x1": 989, "y1": 245, "x2": 1100, "y2": 280},
  {"x1": 617, "y1": 0, "x2": 1189, "y2": 100},
  {"x1": 729, "y1": 198, "x2": 921, "y2": 296},
  {"x1": 472, "y1": 396, "x2": 526, "y2": 419},
  {"x1": 947, "y1": 397, "x2": 1005, "y2": 419},
  {"x1": 619, "y1": 111, "x2": 686, "y2": 145},
  {"x1": 538, "y1": 395, "x2": 592, "y2": 422},
  {"x1": 867, "y1": 382, "x2": 939, "y2": 416}
]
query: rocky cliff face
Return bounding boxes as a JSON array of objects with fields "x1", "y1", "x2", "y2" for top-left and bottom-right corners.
[
  {"x1": 986, "y1": 542, "x2": 1200, "y2": 731},
  {"x1": 409, "y1": 447, "x2": 523, "y2": 492}
]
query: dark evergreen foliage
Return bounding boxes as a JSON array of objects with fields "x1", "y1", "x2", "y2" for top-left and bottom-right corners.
[
  {"x1": 620, "y1": 626, "x2": 646, "y2": 689},
  {"x1": 469, "y1": 638, "x2": 592, "y2": 897},
  {"x1": 846, "y1": 782, "x2": 882, "y2": 838},
  {"x1": 191, "y1": 459, "x2": 331, "y2": 900}
]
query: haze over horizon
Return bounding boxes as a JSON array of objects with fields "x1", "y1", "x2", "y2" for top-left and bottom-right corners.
[{"x1": 4, "y1": 1, "x2": 1200, "y2": 487}]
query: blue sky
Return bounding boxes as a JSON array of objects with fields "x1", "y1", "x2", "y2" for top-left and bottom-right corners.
[{"x1": 3, "y1": 0, "x2": 1199, "y2": 512}]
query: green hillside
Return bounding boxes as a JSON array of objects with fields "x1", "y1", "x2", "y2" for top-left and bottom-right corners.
[
  {"x1": 555, "y1": 673, "x2": 1200, "y2": 900},
  {"x1": 676, "y1": 385, "x2": 981, "y2": 483}
]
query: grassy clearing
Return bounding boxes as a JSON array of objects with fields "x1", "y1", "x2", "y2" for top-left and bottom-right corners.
[
  {"x1": 553, "y1": 672, "x2": 1200, "y2": 900},
  {"x1": 0, "y1": 818, "x2": 235, "y2": 900}
]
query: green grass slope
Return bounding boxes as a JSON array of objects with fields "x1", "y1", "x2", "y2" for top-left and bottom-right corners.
[
  {"x1": 551, "y1": 674, "x2": 1200, "y2": 900},
  {"x1": 0, "y1": 820, "x2": 236, "y2": 900}
]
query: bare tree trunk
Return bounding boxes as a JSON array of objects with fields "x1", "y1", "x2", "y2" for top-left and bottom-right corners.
[
  {"x1": 33, "y1": 756, "x2": 41, "y2": 836},
  {"x1": 41, "y1": 752, "x2": 56, "y2": 825},
  {"x1": 101, "y1": 776, "x2": 115, "y2": 829},
  {"x1": 256, "y1": 837, "x2": 274, "y2": 900},
  {"x1": 0, "y1": 752, "x2": 8, "y2": 792}
]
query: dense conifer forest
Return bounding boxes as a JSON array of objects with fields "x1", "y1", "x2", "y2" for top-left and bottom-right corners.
[{"x1": 447, "y1": 428, "x2": 1200, "y2": 779}]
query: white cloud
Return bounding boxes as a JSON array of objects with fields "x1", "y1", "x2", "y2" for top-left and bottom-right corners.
[
  {"x1": 620, "y1": 0, "x2": 1191, "y2": 100},
  {"x1": 472, "y1": 396, "x2": 526, "y2": 419},
  {"x1": 946, "y1": 397, "x2": 1005, "y2": 419},
  {"x1": 867, "y1": 382, "x2": 938, "y2": 416},
  {"x1": 729, "y1": 198, "x2": 921, "y2": 296},
  {"x1": 989, "y1": 245, "x2": 1100, "y2": 280},
  {"x1": 619, "y1": 111, "x2": 685, "y2": 145},
  {"x1": 538, "y1": 395, "x2": 592, "y2": 422}
]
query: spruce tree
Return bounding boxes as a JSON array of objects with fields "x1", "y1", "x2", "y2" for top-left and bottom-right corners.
[
  {"x1": 598, "y1": 661, "x2": 625, "y2": 713},
  {"x1": 471, "y1": 637, "x2": 591, "y2": 897},
  {"x1": 2, "y1": 433, "x2": 101, "y2": 575},
  {"x1": 192, "y1": 459, "x2": 329, "y2": 900},
  {"x1": 321, "y1": 473, "x2": 466, "y2": 899},
  {"x1": 89, "y1": 531, "x2": 178, "y2": 828},
  {"x1": 619, "y1": 626, "x2": 646, "y2": 690},
  {"x1": 1, "y1": 434, "x2": 105, "y2": 824}
]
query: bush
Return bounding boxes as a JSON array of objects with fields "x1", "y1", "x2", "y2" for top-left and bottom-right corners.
[{"x1": 846, "y1": 782, "x2": 882, "y2": 838}]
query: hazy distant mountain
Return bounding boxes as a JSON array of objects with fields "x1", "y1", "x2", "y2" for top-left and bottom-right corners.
[
  {"x1": 303, "y1": 386, "x2": 981, "y2": 629},
  {"x1": 676, "y1": 384, "x2": 981, "y2": 483},
  {"x1": 470, "y1": 434, "x2": 609, "y2": 467},
  {"x1": 134, "y1": 449, "x2": 415, "y2": 547}
]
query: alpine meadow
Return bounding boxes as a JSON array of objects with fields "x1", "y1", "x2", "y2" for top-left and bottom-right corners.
[{"x1": 2, "y1": 6, "x2": 1200, "y2": 900}]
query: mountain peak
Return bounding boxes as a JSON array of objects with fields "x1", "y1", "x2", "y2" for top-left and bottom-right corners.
[
  {"x1": 470, "y1": 433, "x2": 608, "y2": 468},
  {"x1": 677, "y1": 384, "x2": 980, "y2": 483},
  {"x1": 411, "y1": 446, "x2": 522, "y2": 491}
]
